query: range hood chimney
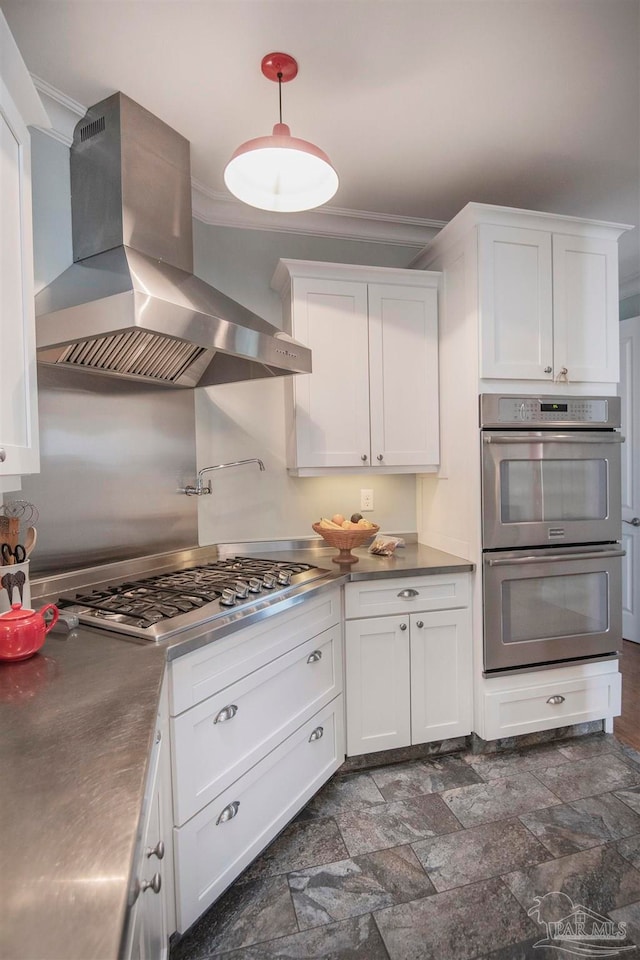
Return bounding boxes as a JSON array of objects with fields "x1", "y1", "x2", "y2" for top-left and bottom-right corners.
[{"x1": 35, "y1": 92, "x2": 312, "y2": 387}]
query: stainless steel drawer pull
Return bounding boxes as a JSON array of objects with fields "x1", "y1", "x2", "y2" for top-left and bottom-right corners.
[
  {"x1": 547, "y1": 695, "x2": 566, "y2": 705},
  {"x1": 308, "y1": 726, "x2": 324, "y2": 742},
  {"x1": 216, "y1": 801, "x2": 240, "y2": 824},
  {"x1": 398, "y1": 589, "x2": 419, "y2": 598},
  {"x1": 399, "y1": 622, "x2": 407, "y2": 631},
  {"x1": 146, "y1": 840, "x2": 165, "y2": 860},
  {"x1": 307, "y1": 650, "x2": 323, "y2": 663},
  {"x1": 140, "y1": 873, "x2": 162, "y2": 895},
  {"x1": 214, "y1": 704, "x2": 238, "y2": 724},
  {"x1": 416, "y1": 620, "x2": 424, "y2": 628}
]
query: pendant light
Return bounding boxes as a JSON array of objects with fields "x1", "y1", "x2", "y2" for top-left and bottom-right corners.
[{"x1": 224, "y1": 52, "x2": 339, "y2": 213}]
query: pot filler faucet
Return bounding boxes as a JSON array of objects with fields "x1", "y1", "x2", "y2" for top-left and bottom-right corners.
[{"x1": 182, "y1": 458, "x2": 266, "y2": 496}]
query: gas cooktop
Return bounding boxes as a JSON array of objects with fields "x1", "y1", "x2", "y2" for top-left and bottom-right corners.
[{"x1": 56, "y1": 556, "x2": 331, "y2": 642}]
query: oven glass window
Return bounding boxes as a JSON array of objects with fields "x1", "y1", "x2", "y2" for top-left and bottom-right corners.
[
  {"x1": 502, "y1": 572, "x2": 608, "y2": 643},
  {"x1": 499, "y1": 459, "x2": 608, "y2": 523}
]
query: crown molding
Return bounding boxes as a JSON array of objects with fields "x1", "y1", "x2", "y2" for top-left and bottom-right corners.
[
  {"x1": 30, "y1": 75, "x2": 445, "y2": 247},
  {"x1": 620, "y1": 270, "x2": 640, "y2": 301},
  {"x1": 30, "y1": 74, "x2": 85, "y2": 146},
  {"x1": 191, "y1": 179, "x2": 444, "y2": 246}
]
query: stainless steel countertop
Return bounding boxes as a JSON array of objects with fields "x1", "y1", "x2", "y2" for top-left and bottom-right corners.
[{"x1": 1, "y1": 540, "x2": 473, "y2": 960}]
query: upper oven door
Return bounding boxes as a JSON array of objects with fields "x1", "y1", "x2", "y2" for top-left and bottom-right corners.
[{"x1": 481, "y1": 430, "x2": 622, "y2": 549}]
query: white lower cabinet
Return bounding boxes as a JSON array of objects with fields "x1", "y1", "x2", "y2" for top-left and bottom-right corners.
[
  {"x1": 124, "y1": 681, "x2": 174, "y2": 960},
  {"x1": 174, "y1": 697, "x2": 344, "y2": 931},
  {"x1": 481, "y1": 661, "x2": 621, "y2": 741},
  {"x1": 168, "y1": 588, "x2": 344, "y2": 933},
  {"x1": 344, "y1": 574, "x2": 473, "y2": 756}
]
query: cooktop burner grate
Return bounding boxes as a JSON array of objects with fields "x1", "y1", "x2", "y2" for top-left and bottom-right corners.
[{"x1": 57, "y1": 556, "x2": 329, "y2": 640}]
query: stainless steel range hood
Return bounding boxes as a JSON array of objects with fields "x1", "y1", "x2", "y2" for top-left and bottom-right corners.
[{"x1": 35, "y1": 93, "x2": 312, "y2": 387}]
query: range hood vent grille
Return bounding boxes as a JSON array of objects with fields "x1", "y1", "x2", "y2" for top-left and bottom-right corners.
[
  {"x1": 79, "y1": 116, "x2": 105, "y2": 142},
  {"x1": 56, "y1": 330, "x2": 208, "y2": 383}
]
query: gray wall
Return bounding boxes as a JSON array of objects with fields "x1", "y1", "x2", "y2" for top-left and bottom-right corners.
[{"x1": 620, "y1": 294, "x2": 640, "y2": 322}]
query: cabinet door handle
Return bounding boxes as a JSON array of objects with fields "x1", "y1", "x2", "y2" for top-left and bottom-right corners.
[
  {"x1": 214, "y1": 704, "x2": 238, "y2": 724},
  {"x1": 546, "y1": 695, "x2": 566, "y2": 705},
  {"x1": 216, "y1": 800, "x2": 240, "y2": 824},
  {"x1": 140, "y1": 873, "x2": 162, "y2": 895},
  {"x1": 361, "y1": 454, "x2": 368, "y2": 462},
  {"x1": 544, "y1": 366, "x2": 552, "y2": 374},
  {"x1": 308, "y1": 726, "x2": 324, "y2": 742},
  {"x1": 307, "y1": 650, "x2": 323, "y2": 663},
  {"x1": 377, "y1": 454, "x2": 384, "y2": 462},
  {"x1": 623, "y1": 517, "x2": 640, "y2": 526},
  {"x1": 399, "y1": 622, "x2": 407, "y2": 631},
  {"x1": 397, "y1": 589, "x2": 419, "y2": 599},
  {"x1": 146, "y1": 840, "x2": 165, "y2": 860},
  {"x1": 416, "y1": 620, "x2": 424, "y2": 628},
  {"x1": 0, "y1": 448, "x2": 5, "y2": 463}
]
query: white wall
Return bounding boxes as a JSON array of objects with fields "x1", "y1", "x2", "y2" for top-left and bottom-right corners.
[{"x1": 193, "y1": 221, "x2": 422, "y2": 543}]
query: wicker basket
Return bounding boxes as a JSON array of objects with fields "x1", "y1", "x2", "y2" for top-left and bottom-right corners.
[{"x1": 312, "y1": 522, "x2": 380, "y2": 565}]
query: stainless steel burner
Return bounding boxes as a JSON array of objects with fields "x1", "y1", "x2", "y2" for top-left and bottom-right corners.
[{"x1": 56, "y1": 557, "x2": 330, "y2": 642}]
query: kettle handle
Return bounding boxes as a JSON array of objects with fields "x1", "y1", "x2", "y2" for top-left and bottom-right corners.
[{"x1": 41, "y1": 604, "x2": 60, "y2": 635}]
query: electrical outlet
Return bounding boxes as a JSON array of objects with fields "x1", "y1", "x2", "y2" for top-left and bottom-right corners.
[{"x1": 360, "y1": 489, "x2": 374, "y2": 511}]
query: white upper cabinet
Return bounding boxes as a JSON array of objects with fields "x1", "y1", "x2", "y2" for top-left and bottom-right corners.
[
  {"x1": 0, "y1": 14, "x2": 49, "y2": 477},
  {"x1": 479, "y1": 225, "x2": 554, "y2": 380},
  {"x1": 272, "y1": 261, "x2": 440, "y2": 475},
  {"x1": 414, "y1": 203, "x2": 629, "y2": 387}
]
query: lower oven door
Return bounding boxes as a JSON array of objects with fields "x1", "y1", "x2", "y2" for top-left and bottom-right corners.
[{"x1": 483, "y1": 545, "x2": 624, "y2": 673}]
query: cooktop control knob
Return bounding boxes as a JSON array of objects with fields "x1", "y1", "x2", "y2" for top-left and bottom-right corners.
[
  {"x1": 262, "y1": 573, "x2": 278, "y2": 589},
  {"x1": 248, "y1": 577, "x2": 262, "y2": 593},
  {"x1": 277, "y1": 571, "x2": 292, "y2": 585},
  {"x1": 235, "y1": 580, "x2": 250, "y2": 599},
  {"x1": 220, "y1": 588, "x2": 237, "y2": 606}
]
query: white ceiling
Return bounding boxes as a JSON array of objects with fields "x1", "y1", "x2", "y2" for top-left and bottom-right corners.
[{"x1": 3, "y1": 0, "x2": 640, "y2": 283}]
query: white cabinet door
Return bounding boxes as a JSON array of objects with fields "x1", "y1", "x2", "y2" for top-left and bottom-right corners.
[
  {"x1": 410, "y1": 608, "x2": 473, "y2": 743},
  {"x1": 290, "y1": 278, "x2": 370, "y2": 468},
  {"x1": 552, "y1": 234, "x2": 620, "y2": 383},
  {"x1": 368, "y1": 283, "x2": 439, "y2": 467},
  {"x1": 345, "y1": 616, "x2": 410, "y2": 756},
  {"x1": 0, "y1": 80, "x2": 39, "y2": 476},
  {"x1": 479, "y1": 224, "x2": 553, "y2": 380},
  {"x1": 125, "y1": 727, "x2": 170, "y2": 960}
]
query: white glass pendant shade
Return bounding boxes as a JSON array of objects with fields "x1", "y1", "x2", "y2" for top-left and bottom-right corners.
[{"x1": 224, "y1": 123, "x2": 339, "y2": 213}]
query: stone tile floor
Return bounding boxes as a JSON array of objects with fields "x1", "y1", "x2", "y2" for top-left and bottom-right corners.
[{"x1": 171, "y1": 734, "x2": 640, "y2": 960}]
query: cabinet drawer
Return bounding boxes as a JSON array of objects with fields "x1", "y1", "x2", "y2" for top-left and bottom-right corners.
[
  {"x1": 170, "y1": 588, "x2": 340, "y2": 715},
  {"x1": 483, "y1": 670, "x2": 621, "y2": 740},
  {"x1": 171, "y1": 625, "x2": 342, "y2": 825},
  {"x1": 345, "y1": 573, "x2": 469, "y2": 619},
  {"x1": 173, "y1": 696, "x2": 344, "y2": 932}
]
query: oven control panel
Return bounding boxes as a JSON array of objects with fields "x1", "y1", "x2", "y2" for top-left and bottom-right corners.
[{"x1": 480, "y1": 395, "x2": 620, "y2": 428}]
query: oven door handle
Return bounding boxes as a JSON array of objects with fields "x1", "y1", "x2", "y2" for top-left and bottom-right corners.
[
  {"x1": 483, "y1": 433, "x2": 624, "y2": 444},
  {"x1": 486, "y1": 548, "x2": 626, "y2": 567}
]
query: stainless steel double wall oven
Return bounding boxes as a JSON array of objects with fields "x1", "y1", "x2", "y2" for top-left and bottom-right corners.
[{"x1": 481, "y1": 395, "x2": 624, "y2": 674}]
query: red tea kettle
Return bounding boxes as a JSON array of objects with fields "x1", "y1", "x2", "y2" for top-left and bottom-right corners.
[{"x1": 0, "y1": 603, "x2": 59, "y2": 662}]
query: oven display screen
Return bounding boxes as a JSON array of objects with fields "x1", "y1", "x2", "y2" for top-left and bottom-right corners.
[{"x1": 540, "y1": 402, "x2": 568, "y2": 412}]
